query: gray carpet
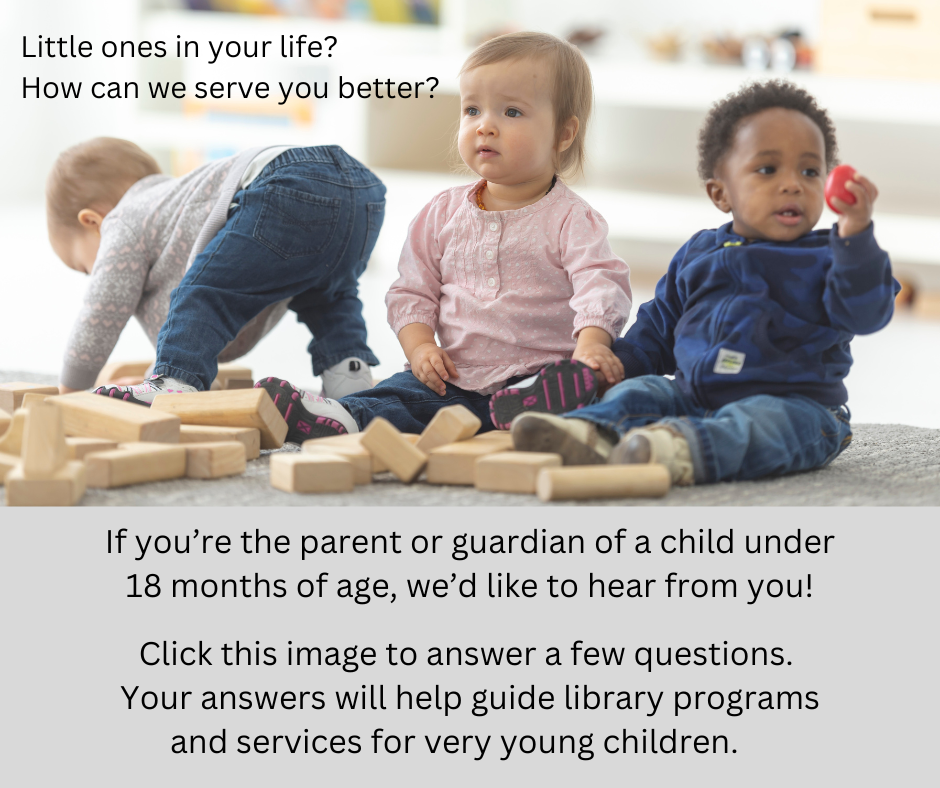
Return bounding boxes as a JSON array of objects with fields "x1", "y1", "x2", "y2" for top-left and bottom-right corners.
[{"x1": 3, "y1": 371, "x2": 939, "y2": 506}]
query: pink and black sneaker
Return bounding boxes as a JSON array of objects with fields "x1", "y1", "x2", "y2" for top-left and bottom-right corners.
[
  {"x1": 255, "y1": 377, "x2": 359, "y2": 444},
  {"x1": 489, "y1": 359, "x2": 598, "y2": 430},
  {"x1": 93, "y1": 375, "x2": 197, "y2": 406}
]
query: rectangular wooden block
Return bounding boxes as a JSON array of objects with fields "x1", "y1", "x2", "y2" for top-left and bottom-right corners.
[
  {"x1": 211, "y1": 363, "x2": 253, "y2": 390},
  {"x1": 66, "y1": 437, "x2": 119, "y2": 460},
  {"x1": 415, "y1": 405, "x2": 482, "y2": 453},
  {"x1": 85, "y1": 442, "x2": 187, "y2": 489},
  {"x1": 22, "y1": 402, "x2": 68, "y2": 479},
  {"x1": 179, "y1": 424, "x2": 261, "y2": 460},
  {"x1": 151, "y1": 389, "x2": 286, "y2": 449},
  {"x1": 224, "y1": 378, "x2": 255, "y2": 390},
  {"x1": 21, "y1": 392, "x2": 56, "y2": 409},
  {"x1": 475, "y1": 451, "x2": 562, "y2": 494},
  {"x1": 0, "y1": 382, "x2": 59, "y2": 413},
  {"x1": 360, "y1": 418, "x2": 427, "y2": 483},
  {"x1": 466, "y1": 430, "x2": 515, "y2": 448},
  {"x1": 270, "y1": 452, "x2": 354, "y2": 493},
  {"x1": 0, "y1": 408, "x2": 10, "y2": 436},
  {"x1": 426, "y1": 440, "x2": 513, "y2": 486},
  {"x1": 183, "y1": 442, "x2": 246, "y2": 479},
  {"x1": 56, "y1": 392, "x2": 181, "y2": 444},
  {"x1": 0, "y1": 409, "x2": 26, "y2": 455},
  {"x1": 303, "y1": 439, "x2": 372, "y2": 484},
  {"x1": 0, "y1": 451, "x2": 18, "y2": 484},
  {"x1": 536, "y1": 464, "x2": 672, "y2": 501},
  {"x1": 94, "y1": 359, "x2": 153, "y2": 388},
  {"x1": 5, "y1": 461, "x2": 86, "y2": 506}
]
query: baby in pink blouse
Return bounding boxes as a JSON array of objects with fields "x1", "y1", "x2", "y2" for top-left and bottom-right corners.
[{"x1": 259, "y1": 32, "x2": 632, "y2": 443}]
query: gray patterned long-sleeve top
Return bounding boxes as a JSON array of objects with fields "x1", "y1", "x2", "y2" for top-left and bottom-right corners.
[{"x1": 60, "y1": 149, "x2": 288, "y2": 389}]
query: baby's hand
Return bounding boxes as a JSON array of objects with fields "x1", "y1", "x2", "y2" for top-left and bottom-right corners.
[
  {"x1": 409, "y1": 343, "x2": 459, "y2": 396},
  {"x1": 573, "y1": 342, "x2": 624, "y2": 386},
  {"x1": 833, "y1": 173, "x2": 878, "y2": 238}
]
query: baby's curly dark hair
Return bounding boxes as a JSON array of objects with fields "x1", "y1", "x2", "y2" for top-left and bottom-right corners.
[{"x1": 697, "y1": 80, "x2": 839, "y2": 182}]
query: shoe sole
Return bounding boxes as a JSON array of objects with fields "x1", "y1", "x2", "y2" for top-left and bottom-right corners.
[
  {"x1": 93, "y1": 386, "x2": 151, "y2": 407},
  {"x1": 255, "y1": 377, "x2": 349, "y2": 444},
  {"x1": 511, "y1": 414, "x2": 607, "y2": 466},
  {"x1": 490, "y1": 359, "x2": 598, "y2": 430}
]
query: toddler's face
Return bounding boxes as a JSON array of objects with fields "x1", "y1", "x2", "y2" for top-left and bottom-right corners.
[
  {"x1": 458, "y1": 57, "x2": 561, "y2": 187},
  {"x1": 707, "y1": 107, "x2": 827, "y2": 242}
]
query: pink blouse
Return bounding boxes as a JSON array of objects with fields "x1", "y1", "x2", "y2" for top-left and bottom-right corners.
[{"x1": 386, "y1": 179, "x2": 632, "y2": 393}]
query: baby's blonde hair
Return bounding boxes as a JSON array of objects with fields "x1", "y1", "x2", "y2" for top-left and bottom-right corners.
[
  {"x1": 459, "y1": 32, "x2": 593, "y2": 179},
  {"x1": 46, "y1": 137, "x2": 160, "y2": 233}
]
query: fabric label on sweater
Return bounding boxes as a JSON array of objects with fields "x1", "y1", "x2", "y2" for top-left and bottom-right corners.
[{"x1": 714, "y1": 348, "x2": 746, "y2": 374}]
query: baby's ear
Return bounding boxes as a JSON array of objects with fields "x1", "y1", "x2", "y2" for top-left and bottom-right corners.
[
  {"x1": 705, "y1": 179, "x2": 732, "y2": 214},
  {"x1": 77, "y1": 208, "x2": 105, "y2": 230}
]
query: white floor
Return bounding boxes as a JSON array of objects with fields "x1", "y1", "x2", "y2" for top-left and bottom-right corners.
[{"x1": 3, "y1": 197, "x2": 938, "y2": 430}]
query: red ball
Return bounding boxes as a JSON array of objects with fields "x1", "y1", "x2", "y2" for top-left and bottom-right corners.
[{"x1": 825, "y1": 164, "x2": 857, "y2": 213}]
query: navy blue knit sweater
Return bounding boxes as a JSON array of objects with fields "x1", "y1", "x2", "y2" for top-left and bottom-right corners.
[{"x1": 612, "y1": 221, "x2": 899, "y2": 409}]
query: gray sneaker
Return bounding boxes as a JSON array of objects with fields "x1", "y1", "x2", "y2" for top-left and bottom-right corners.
[{"x1": 320, "y1": 358, "x2": 374, "y2": 399}]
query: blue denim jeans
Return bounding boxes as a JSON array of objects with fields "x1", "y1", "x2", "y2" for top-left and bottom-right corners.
[
  {"x1": 565, "y1": 375, "x2": 853, "y2": 483},
  {"x1": 340, "y1": 371, "x2": 502, "y2": 434},
  {"x1": 154, "y1": 146, "x2": 386, "y2": 390}
]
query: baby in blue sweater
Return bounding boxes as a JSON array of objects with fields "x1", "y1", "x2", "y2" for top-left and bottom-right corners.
[{"x1": 511, "y1": 80, "x2": 899, "y2": 485}]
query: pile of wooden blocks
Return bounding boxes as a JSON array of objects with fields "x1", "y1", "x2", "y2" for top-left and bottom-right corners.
[
  {"x1": 0, "y1": 374, "x2": 284, "y2": 507},
  {"x1": 274, "y1": 405, "x2": 671, "y2": 502},
  {"x1": 2, "y1": 363, "x2": 670, "y2": 505}
]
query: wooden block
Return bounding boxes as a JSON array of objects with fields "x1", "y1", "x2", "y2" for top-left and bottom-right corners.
[
  {"x1": 0, "y1": 408, "x2": 10, "y2": 436},
  {"x1": 306, "y1": 432, "x2": 386, "y2": 474},
  {"x1": 360, "y1": 418, "x2": 427, "y2": 483},
  {"x1": 211, "y1": 363, "x2": 253, "y2": 391},
  {"x1": 94, "y1": 359, "x2": 153, "y2": 388},
  {"x1": 0, "y1": 382, "x2": 59, "y2": 413},
  {"x1": 536, "y1": 464, "x2": 672, "y2": 501},
  {"x1": 183, "y1": 442, "x2": 246, "y2": 479},
  {"x1": 151, "y1": 389, "x2": 286, "y2": 449},
  {"x1": 21, "y1": 402, "x2": 68, "y2": 479},
  {"x1": 5, "y1": 461, "x2": 86, "y2": 506},
  {"x1": 0, "y1": 451, "x2": 18, "y2": 484},
  {"x1": 415, "y1": 405, "x2": 482, "y2": 453},
  {"x1": 66, "y1": 437, "x2": 118, "y2": 460},
  {"x1": 270, "y1": 452, "x2": 354, "y2": 493},
  {"x1": 0, "y1": 409, "x2": 26, "y2": 455},
  {"x1": 85, "y1": 442, "x2": 187, "y2": 488},
  {"x1": 465, "y1": 430, "x2": 515, "y2": 450},
  {"x1": 21, "y1": 391, "x2": 56, "y2": 409},
  {"x1": 56, "y1": 392, "x2": 181, "y2": 444},
  {"x1": 426, "y1": 440, "x2": 511, "y2": 486},
  {"x1": 475, "y1": 452, "x2": 562, "y2": 494},
  {"x1": 179, "y1": 424, "x2": 261, "y2": 460},
  {"x1": 303, "y1": 432, "x2": 419, "y2": 474},
  {"x1": 303, "y1": 439, "x2": 372, "y2": 484},
  {"x1": 224, "y1": 378, "x2": 255, "y2": 390}
]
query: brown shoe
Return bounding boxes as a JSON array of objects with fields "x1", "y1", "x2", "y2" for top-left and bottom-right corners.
[
  {"x1": 511, "y1": 413, "x2": 613, "y2": 465},
  {"x1": 608, "y1": 425, "x2": 695, "y2": 485}
]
